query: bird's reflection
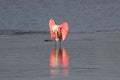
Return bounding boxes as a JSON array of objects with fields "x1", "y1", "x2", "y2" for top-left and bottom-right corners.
[{"x1": 50, "y1": 47, "x2": 69, "y2": 77}]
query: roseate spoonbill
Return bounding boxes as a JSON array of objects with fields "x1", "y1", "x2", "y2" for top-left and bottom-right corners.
[{"x1": 49, "y1": 18, "x2": 69, "y2": 42}]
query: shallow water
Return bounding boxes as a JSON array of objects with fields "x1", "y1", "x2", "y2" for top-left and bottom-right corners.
[
  {"x1": 0, "y1": 31, "x2": 120, "y2": 80},
  {"x1": 0, "y1": 0, "x2": 120, "y2": 79},
  {"x1": 0, "y1": 0, "x2": 120, "y2": 32}
]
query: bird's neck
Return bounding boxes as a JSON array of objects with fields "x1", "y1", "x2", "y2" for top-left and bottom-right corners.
[{"x1": 52, "y1": 25, "x2": 61, "y2": 41}]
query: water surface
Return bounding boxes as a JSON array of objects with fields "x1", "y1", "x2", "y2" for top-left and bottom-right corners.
[
  {"x1": 0, "y1": 0, "x2": 120, "y2": 80},
  {"x1": 0, "y1": 31, "x2": 120, "y2": 80}
]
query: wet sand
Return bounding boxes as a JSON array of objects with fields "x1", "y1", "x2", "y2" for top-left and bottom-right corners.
[{"x1": 0, "y1": 31, "x2": 120, "y2": 80}]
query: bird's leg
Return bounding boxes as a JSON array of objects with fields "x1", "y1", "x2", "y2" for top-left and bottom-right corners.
[
  {"x1": 54, "y1": 40, "x2": 56, "y2": 48},
  {"x1": 54, "y1": 31, "x2": 57, "y2": 48},
  {"x1": 59, "y1": 41, "x2": 61, "y2": 48}
]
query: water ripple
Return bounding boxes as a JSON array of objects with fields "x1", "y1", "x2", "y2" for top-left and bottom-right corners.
[
  {"x1": 0, "y1": 29, "x2": 120, "y2": 36},
  {"x1": 0, "y1": 29, "x2": 49, "y2": 35}
]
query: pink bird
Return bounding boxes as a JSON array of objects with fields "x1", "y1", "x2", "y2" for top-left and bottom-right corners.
[{"x1": 49, "y1": 18, "x2": 69, "y2": 42}]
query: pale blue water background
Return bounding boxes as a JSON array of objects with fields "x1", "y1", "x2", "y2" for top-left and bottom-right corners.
[
  {"x1": 0, "y1": 0, "x2": 120, "y2": 31},
  {"x1": 0, "y1": 0, "x2": 120, "y2": 80}
]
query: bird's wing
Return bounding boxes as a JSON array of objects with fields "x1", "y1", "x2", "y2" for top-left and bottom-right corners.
[
  {"x1": 60, "y1": 22, "x2": 69, "y2": 41},
  {"x1": 49, "y1": 18, "x2": 56, "y2": 39}
]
